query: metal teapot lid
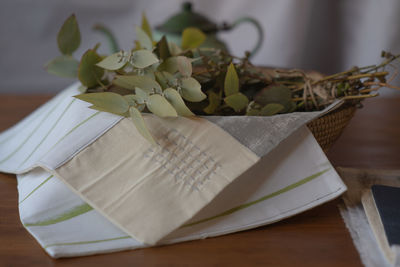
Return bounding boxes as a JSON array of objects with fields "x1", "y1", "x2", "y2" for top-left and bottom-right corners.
[{"x1": 156, "y1": 2, "x2": 218, "y2": 34}]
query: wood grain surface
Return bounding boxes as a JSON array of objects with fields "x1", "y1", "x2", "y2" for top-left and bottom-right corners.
[{"x1": 1, "y1": 94, "x2": 399, "y2": 266}]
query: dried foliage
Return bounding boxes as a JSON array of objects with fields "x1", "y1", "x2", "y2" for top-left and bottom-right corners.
[{"x1": 46, "y1": 14, "x2": 399, "y2": 143}]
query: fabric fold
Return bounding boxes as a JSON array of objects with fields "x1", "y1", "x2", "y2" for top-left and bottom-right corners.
[
  {"x1": 0, "y1": 83, "x2": 346, "y2": 249},
  {"x1": 45, "y1": 116, "x2": 260, "y2": 245},
  {"x1": 17, "y1": 126, "x2": 346, "y2": 258}
]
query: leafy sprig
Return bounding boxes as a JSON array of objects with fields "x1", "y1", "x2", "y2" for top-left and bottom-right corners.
[
  {"x1": 47, "y1": 14, "x2": 400, "y2": 144},
  {"x1": 47, "y1": 14, "x2": 209, "y2": 143}
]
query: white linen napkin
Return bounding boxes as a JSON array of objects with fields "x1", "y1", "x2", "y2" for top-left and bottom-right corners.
[{"x1": 0, "y1": 83, "x2": 346, "y2": 257}]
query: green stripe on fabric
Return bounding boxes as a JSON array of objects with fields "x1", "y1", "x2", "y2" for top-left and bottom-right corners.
[
  {"x1": 44, "y1": 111, "x2": 101, "y2": 155},
  {"x1": 0, "y1": 96, "x2": 66, "y2": 165},
  {"x1": 0, "y1": 92, "x2": 63, "y2": 145},
  {"x1": 44, "y1": 236, "x2": 131, "y2": 249},
  {"x1": 19, "y1": 175, "x2": 54, "y2": 204},
  {"x1": 0, "y1": 102, "x2": 49, "y2": 145},
  {"x1": 182, "y1": 168, "x2": 330, "y2": 228},
  {"x1": 18, "y1": 99, "x2": 76, "y2": 168},
  {"x1": 24, "y1": 203, "x2": 93, "y2": 227}
]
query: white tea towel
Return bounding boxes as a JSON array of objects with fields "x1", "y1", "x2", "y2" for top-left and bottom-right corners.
[
  {"x1": 18, "y1": 126, "x2": 345, "y2": 258},
  {"x1": 0, "y1": 83, "x2": 346, "y2": 257}
]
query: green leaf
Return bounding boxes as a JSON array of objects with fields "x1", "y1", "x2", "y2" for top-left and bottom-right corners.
[
  {"x1": 157, "y1": 57, "x2": 177, "y2": 73},
  {"x1": 260, "y1": 103, "x2": 284, "y2": 116},
  {"x1": 158, "y1": 56, "x2": 192, "y2": 77},
  {"x1": 123, "y1": 94, "x2": 140, "y2": 106},
  {"x1": 130, "y1": 50, "x2": 159, "y2": 69},
  {"x1": 155, "y1": 36, "x2": 171, "y2": 60},
  {"x1": 143, "y1": 67, "x2": 157, "y2": 80},
  {"x1": 141, "y1": 13, "x2": 153, "y2": 41},
  {"x1": 78, "y1": 49, "x2": 104, "y2": 88},
  {"x1": 163, "y1": 88, "x2": 194, "y2": 116},
  {"x1": 135, "y1": 87, "x2": 149, "y2": 103},
  {"x1": 96, "y1": 52, "x2": 128, "y2": 70},
  {"x1": 203, "y1": 91, "x2": 221, "y2": 114},
  {"x1": 181, "y1": 27, "x2": 206, "y2": 50},
  {"x1": 89, "y1": 105, "x2": 129, "y2": 117},
  {"x1": 180, "y1": 77, "x2": 206, "y2": 102},
  {"x1": 255, "y1": 85, "x2": 294, "y2": 113},
  {"x1": 224, "y1": 92, "x2": 249, "y2": 112},
  {"x1": 224, "y1": 63, "x2": 239, "y2": 96},
  {"x1": 75, "y1": 92, "x2": 129, "y2": 115},
  {"x1": 146, "y1": 94, "x2": 178, "y2": 117},
  {"x1": 124, "y1": 95, "x2": 145, "y2": 111},
  {"x1": 168, "y1": 42, "x2": 182, "y2": 56},
  {"x1": 136, "y1": 26, "x2": 153, "y2": 51},
  {"x1": 155, "y1": 71, "x2": 177, "y2": 89},
  {"x1": 45, "y1": 56, "x2": 79, "y2": 78},
  {"x1": 176, "y1": 56, "x2": 192, "y2": 77},
  {"x1": 246, "y1": 109, "x2": 261, "y2": 116},
  {"x1": 154, "y1": 71, "x2": 168, "y2": 89},
  {"x1": 129, "y1": 106, "x2": 156, "y2": 145},
  {"x1": 113, "y1": 75, "x2": 161, "y2": 92},
  {"x1": 57, "y1": 14, "x2": 81, "y2": 55}
]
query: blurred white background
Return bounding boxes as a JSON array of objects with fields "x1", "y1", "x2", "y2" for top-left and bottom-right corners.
[{"x1": 1, "y1": 0, "x2": 400, "y2": 95}]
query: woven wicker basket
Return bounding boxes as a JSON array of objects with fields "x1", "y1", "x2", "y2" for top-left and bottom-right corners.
[{"x1": 307, "y1": 105, "x2": 357, "y2": 152}]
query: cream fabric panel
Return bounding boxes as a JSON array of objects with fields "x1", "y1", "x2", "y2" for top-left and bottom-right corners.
[{"x1": 53, "y1": 116, "x2": 259, "y2": 245}]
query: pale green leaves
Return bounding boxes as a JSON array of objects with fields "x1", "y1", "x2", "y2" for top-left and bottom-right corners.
[
  {"x1": 246, "y1": 85, "x2": 295, "y2": 116},
  {"x1": 130, "y1": 50, "x2": 159, "y2": 68},
  {"x1": 168, "y1": 42, "x2": 183, "y2": 56},
  {"x1": 129, "y1": 107, "x2": 155, "y2": 144},
  {"x1": 164, "y1": 88, "x2": 194, "y2": 116},
  {"x1": 47, "y1": 14, "x2": 81, "y2": 78},
  {"x1": 224, "y1": 63, "x2": 239, "y2": 96},
  {"x1": 159, "y1": 56, "x2": 192, "y2": 77},
  {"x1": 74, "y1": 92, "x2": 129, "y2": 115},
  {"x1": 224, "y1": 93, "x2": 249, "y2": 112},
  {"x1": 141, "y1": 13, "x2": 153, "y2": 41},
  {"x1": 247, "y1": 103, "x2": 284, "y2": 116},
  {"x1": 155, "y1": 71, "x2": 175, "y2": 89},
  {"x1": 45, "y1": 56, "x2": 79, "y2": 78},
  {"x1": 204, "y1": 91, "x2": 221, "y2": 114},
  {"x1": 96, "y1": 52, "x2": 127, "y2": 70},
  {"x1": 146, "y1": 94, "x2": 178, "y2": 117},
  {"x1": 57, "y1": 14, "x2": 81, "y2": 55},
  {"x1": 246, "y1": 103, "x2": 285, "y2": 116},
  {"x1": 78, "y1": 49, "x2": 104, "y2": 88},
  {"x1": 180, "y1": 77, "x2": 206, "y2": 102},
  {"x1": 255, "y1": 85, "x2": 295, "y2": 113},
  {"x1": 134, "y1": 88, "x2": 149, "y2": 103},
  {"x1": 74, "y1": 90, "x2": 181, "y2": 145},
  {"x1": 223, "y1": 63, "x2": 249, "y2": 112},
  {"x1": 136, "y1": 26, "x2": 153, "y2": 51},
  {"x1": 114, "y1": 75, "x2": 161, "y2": 92},
  {"x1": 124, "y1": 94, "x2": 143, "y2": 107},
  {"x1": 181, "y1": 27, "x2": 206, "y2": 50},
  {"x1": 96, "y1": 50, "x2": 158, "y2": 71},
  {"x1": 260, "y1": 103, "x2": 284, "y2": 116}
]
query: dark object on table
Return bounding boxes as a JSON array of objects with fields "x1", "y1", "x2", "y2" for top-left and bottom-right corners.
[{"x1": 362, "y1": 184, "x2": 400, "y2": 264}]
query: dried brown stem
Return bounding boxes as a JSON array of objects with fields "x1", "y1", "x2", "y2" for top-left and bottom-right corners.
[
  {"x1": 346, "y1": 71, "x2": 388, "y2": 80},
  {"x1": 364, "y1": 82, "x2": 400, "y2": 90}
]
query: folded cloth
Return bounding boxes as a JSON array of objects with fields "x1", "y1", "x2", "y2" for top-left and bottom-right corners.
[{"x1": 0, "y1": 83, "x2": 346, "y2": 257}]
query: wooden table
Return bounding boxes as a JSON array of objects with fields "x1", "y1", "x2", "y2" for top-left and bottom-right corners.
[{"x1": 1, "y1": 94, "x2": 400, "y2": 267}]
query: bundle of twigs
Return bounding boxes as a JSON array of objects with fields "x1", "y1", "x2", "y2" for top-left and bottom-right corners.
[{"x1": 265, "y1": 51, "x2": 400, "y2": 111}]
